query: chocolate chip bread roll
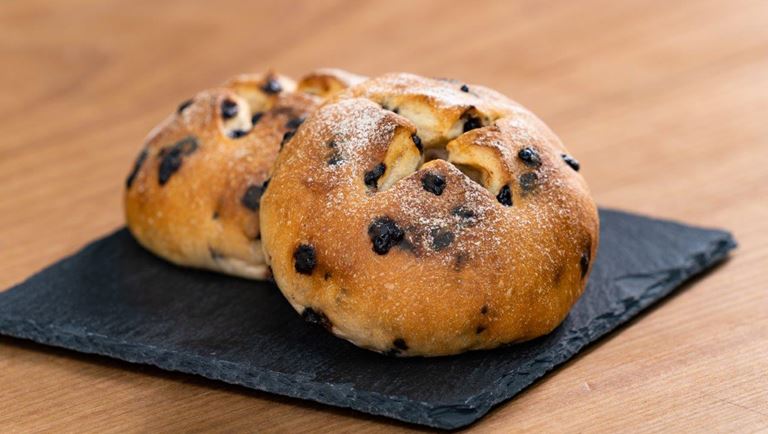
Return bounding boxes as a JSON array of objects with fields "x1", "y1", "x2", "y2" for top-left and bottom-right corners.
[
  {"x1": 124, "y1": 69, "x2": 362, "y2": 279},
  {"x1": 259, "y1": 73, "x2": 599, "y2": 356}
]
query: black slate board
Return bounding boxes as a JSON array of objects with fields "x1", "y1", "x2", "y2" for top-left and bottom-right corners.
[{"x1": 0, "y1": 209, "x2": 735, "y2": 429}]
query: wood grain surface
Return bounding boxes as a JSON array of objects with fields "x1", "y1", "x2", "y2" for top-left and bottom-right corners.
[{"x1": 1, "y1": 0, "x2": 766, "y2": 432}]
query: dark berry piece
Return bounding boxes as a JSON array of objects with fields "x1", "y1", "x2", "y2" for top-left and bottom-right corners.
[
  {"x1": 301, "y1": 307, "x2": 331, "y2": 330},
  {"x1": 251, "y1": 112, "x2": 264, "y2": 125},
  {"x1": 158, "y1": 149, "x2": 183, "y2": 185},
  {"x1": 383, "y1": 348, "x2": 401, "y2": 357},
  {"x1": 480, "y1": 305, "x2": 489, "y2": 315},
  {"x1": 431, "y1": 228, "x2": 455, "y2": 251},
  {"x1": 280, "y1": 130, "x2": 295, "y2": 149},
  {"x1": 562, "y1": 153, "x2": 580, "y2": 171},
  {"x1": 518, "y1": 147, "x2": 542, "y2": 168},
  {"x1": 286, "y1": 116, "x2": 305, "y2": 130},
  {"x1": 177, "y1": 98, "x2": 193, "y2": 114},
  {"x1": 520, "y1": 172, "x2": 538, "y2": 192},
  {"x1": 476, "y1": 325, "x2": 486, "y2": 334},
  {"x1": 261, "y1": 78, "x2": 283, "y2": 94},
  {"x1": 393, "y1": 338, "x2": 408, "y2": 351},
  {"x1": 460, "y1": 84, "x2": 469, "y2": 92},
  {"x1": 453, "y1": 251, "x2": 469, "y2": 271},
  {"x1": 368, "y1": 216, "x2": 405, "y2": 255},
  {"x1": 496, "y1": 185, "x2": 513, "y2": 206},
  {"x1": 293, "y1": 244, "x2": 317, "y2": 275},
  {"x1": 221, "y1": 99, "x2": 238, "y2": 119},
  {"x1": 157, "y1": 137, "x2": 198, "y2": 186},
  {"x1": 175, "y1": 136, "x2": 199, "y2": 155},
  {"x1": 580, "y1": 250, "x2": 590, "y2": 278},
  {"x1": 411, "y1": 133, "x2": 423, "y2": 153},
  {"x1": 228, "y1": 129, "x2": 249, "y2": 139},
  {"x1": 381, "y1": 104, "x2": 399, "y2": 114},
  {"x1": 209, "y1": 247, "x2": 223, "y2": 260},
  {"x1": 327, "y1": 152, "x2": 343, "y2": 166},
  {"x1": 241, "y1": 183, "x2": 267, "y2": 211},
  {"x1": 452, "y1": 206, "x2": 477, "y2": 223},
  {"x1": 364, "y1": 163, "x2": 386, "y2": 189},
  {"x1": 398, "y1": 237, "x2": 415, "y2": 253},
  {"x1": 463, "y1": 116, "x2": 482, "y2": 132},
  {"x1": 126, "y1": 148, "x2": 148, "y2": 188},
  {"x1": 421, "y1": 172, "x2": 446, "y2": 196}
]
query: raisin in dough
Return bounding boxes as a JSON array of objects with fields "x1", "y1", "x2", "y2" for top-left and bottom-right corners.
[
  {"x1": 259, "y1": 73, "x2": 599, "y2": 356},
  {"x1": 124, "y1": 69, "x2": 362, "y2": 279}
]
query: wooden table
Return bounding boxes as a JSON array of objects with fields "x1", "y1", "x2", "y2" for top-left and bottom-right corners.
[{"x1": 1, "y1": 0, "x2": 766, "y2": 431}]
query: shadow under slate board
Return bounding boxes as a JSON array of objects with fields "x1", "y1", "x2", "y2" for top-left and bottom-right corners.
[{"x1": 0, "y1": 209, "x2": 735, "y2": 429}]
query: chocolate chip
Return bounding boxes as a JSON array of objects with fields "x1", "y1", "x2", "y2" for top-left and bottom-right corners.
[
  {"x1": 562, "y1": 153, "x2": 580, "y2": 171},
  {"x1": 463, "y1": 116, "x2": 482, "y2": 132},
  {"x1": 221, "y1": 99, "x2": 238, "y2": 119},
  {"x1": 496, "y1": 185, "x2": 513, "y2": 206},
  {"x1": 177, "y1": 99, "x2": 193, "y2": 114},
  {"x1": 212, "y1": 211, "x2": 219, "y2": 220},
  {"x1": 411, "y1": 134, "x2": 423, "y2": 153},
  {"x1": 460, "y1": 84, "x2": 469, "y2": 92},
  {"x1": 293, "y1": 244, "x2": 317, "y2": 275},
  {"x1": 580, "y1": 250, "x2": 590, "y2": 278},
  {"x1": 241, "y1": 183, "x2": 267, "y2": 211},
  {"x1": 480, "y1": 305, "x2": 489, "y2": 315},
  {"x1": 280, "y1": 130, "x2": 295, "y2": 149},
  {"x1": 228, "y1": 129, "x2": 249, "y2": 139},
  {"x1": 158, "y1": 136, "x2": 198, "y2": 186},
  {"x1": 126, "y1": 148, "x2": 148, "y2": 188},
  {"x1": 251, "y1": 112, "x2": 264, "y2": 125},
  {"x1": 364, "y1": 163, "x2": 386, "y2": 189},
  {"x1": 261, "y1": 77, "x2": 283, "y2": 94},
  {"x1": 421, "y1": 172, "x2": 446, "y2": 196},
  {"x1": 520, "y1": 172, "x2": 538, "y2": 192},
  {"x1": 286, "y1": 116, "x2": 305, "y2": 130},
  {"x1": 327, "y1": 140, "x2": 337, "y2": 148},
  {"x1": 323, "y1": 272, "x2": 331, "y2": 280},
  {"x1": 518, "y1": 147, "x2": 542, "y2": 168},
  {"x1": 368, "y1": 216, "x2": 404, "y2": 255},
  {"x1": 431, "y1": 229, "x2": 455, "y2": 251},
  {"x1": 301, "y1": 307, "x2": 331, "y2": 330},
  {"x1": 393, "y1": 338, "x2": 408, "y2": 351},
  {"x1": 476, "y1": 325, "x2": 486, "y2": 334}
]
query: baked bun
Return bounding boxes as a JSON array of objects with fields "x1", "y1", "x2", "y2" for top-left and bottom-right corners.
[
  {"x1": 259, "y1": 73, "x2": 599, "y2": 356},
  {"x1": 124, "y1": 70, "x2": 361, "y2": 279}
]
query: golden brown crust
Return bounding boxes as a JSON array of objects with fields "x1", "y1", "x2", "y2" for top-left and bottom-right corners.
[
  {"x1": 260, "y1": 73, "x2": 599, "y2": 356},
  {"x1": 297, "y1": 68, "x2": 367, "y2": 98},
  {"x1": 124, "y1": 70, "x2": 361, "y2": 279}
]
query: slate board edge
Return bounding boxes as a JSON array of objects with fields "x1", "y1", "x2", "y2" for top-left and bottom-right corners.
[
  {"x1": 453, "y1": 231, "x2": 736, "y2": 429},
  {"x1": 0, "y1": 210, "x2": 737, "y2": 430}
]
